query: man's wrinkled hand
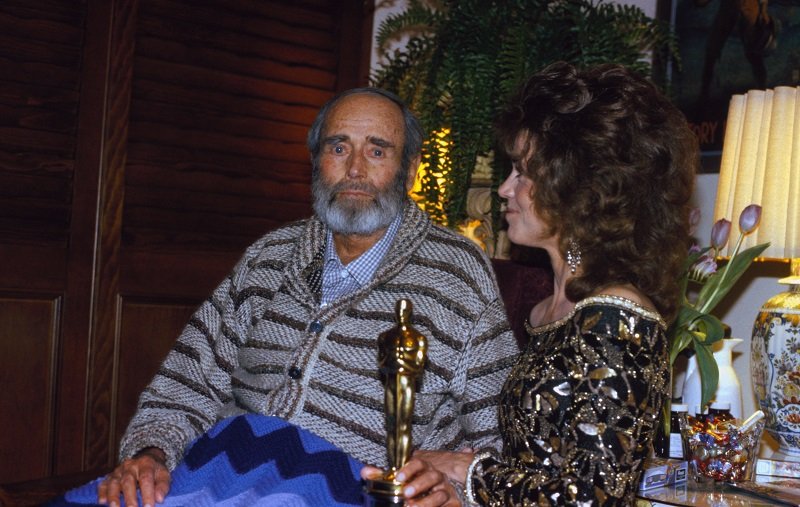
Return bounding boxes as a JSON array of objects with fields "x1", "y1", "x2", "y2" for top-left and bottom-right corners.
[{"x1": 97, "y1": 447, "x2": 171, "y2": 507}]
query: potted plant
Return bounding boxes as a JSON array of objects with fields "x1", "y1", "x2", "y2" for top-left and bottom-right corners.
[
  {"x1": 372, "y1": 0, "x2": 678, "y2": 235},
  {"x1": 669, "y1": 205, "x2": 769, "y2": 413}
]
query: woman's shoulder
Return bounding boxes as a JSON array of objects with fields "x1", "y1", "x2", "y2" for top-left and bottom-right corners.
[
  {"x1": 575, "y1": 289, "x2": 665, "y2": 329},
  {"x1": 526, "y1": 289, "x2": 664, "y2": 333},
  {"x1": 590, "y1": 284, "x2": 655, "y2": 311}
]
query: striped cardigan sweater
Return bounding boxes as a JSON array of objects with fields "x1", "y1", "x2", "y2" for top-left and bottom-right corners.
[{"x1": 119, "y1": 200, "x2": 520, "y2": 470}]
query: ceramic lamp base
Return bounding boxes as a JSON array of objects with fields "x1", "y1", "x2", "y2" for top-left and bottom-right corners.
[{"x1": 751, "y1": 271, "x2": 800, "y2": 457}]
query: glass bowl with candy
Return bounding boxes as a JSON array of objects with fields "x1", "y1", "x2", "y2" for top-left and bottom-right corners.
[{"x1": 679, "y1": 408, "x2": 766, "y2": 483}]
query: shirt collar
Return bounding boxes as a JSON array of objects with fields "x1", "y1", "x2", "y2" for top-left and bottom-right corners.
[{"x1": 323, "y1": 212, "x2": 403, "y2": 286}]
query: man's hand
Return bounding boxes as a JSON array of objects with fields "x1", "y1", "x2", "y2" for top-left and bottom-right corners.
[{"x1": 97, "y1": 447, "x2": 171, "y2": 507}]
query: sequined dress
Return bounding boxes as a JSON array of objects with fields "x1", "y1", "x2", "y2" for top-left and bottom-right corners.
[{"x1": 468, "y1": 295, "x2": 669, "y2": 506}]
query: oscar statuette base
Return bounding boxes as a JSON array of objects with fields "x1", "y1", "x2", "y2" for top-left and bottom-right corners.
[{"x1": 363, "y1": 477, "x2": 405, "y2": 507}]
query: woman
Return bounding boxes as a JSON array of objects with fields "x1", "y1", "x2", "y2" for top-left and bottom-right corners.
[{"x1": 363, "y1": 61, "x2": 697, "y2": 506}]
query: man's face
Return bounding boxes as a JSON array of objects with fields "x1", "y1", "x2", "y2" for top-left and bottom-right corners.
[{"x1": 312, "y1": 93, "x2": 417, "y2": 236}]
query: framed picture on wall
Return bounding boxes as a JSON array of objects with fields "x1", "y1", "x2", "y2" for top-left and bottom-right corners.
[{"x1": 666, "y1": 0, "x2": 800, "y2": 172}]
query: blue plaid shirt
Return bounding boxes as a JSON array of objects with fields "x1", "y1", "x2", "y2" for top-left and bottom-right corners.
[{"x1": 320, "y1": 214, "x2": 402, "y2": 307}]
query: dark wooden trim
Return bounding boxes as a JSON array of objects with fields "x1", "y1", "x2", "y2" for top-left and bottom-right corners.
[
  {"x1": 335, "y1": 0, "x2": 373, "y2": 90},
  {"x1": 54, "y1": 0, "x2": 138, "y2": 474},
  {"x1": 54, "y1": 0, "x2": 112, "y2": 476},
  {"x1": 0, "y1": 468, "x2": 109, "y2": 507},
  {"x1": 358, "y1": 0, "x2": 376, "y2": 87},
  {"x1": 83, "y1": 0, "x2": 138, "y2": 471}
]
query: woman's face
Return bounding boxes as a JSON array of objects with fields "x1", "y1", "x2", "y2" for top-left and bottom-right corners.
[{"x1": 498, "y1": 134, "x2": 555, "y2": 249}]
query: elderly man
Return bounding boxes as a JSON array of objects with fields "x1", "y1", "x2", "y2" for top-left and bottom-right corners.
[{"x1": 97, "y1": 88, "x2": 518, "y2": 507}]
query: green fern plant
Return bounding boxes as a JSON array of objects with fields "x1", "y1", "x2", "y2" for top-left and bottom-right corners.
[{"x1": 373, "y1": 0, "x2": 678, "y2": 233}]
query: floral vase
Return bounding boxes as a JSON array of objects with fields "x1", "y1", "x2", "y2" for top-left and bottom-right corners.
[{"x1": 751, "y1": 282, "x2": 800, "y2": 456}]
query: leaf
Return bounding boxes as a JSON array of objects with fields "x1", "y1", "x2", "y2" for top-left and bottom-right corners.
[
  {"x1": 693, "y1": 339, "x2": 720, "y2": 408},
  {"x1": 374, "y1": 1, "x2": 439, "y2": 56},
  {"x1": 661, "y1": 399, "x2": 672, "y2": 438},
  {"x1": 669, "y1": 327, "x2": 694, "y2": 365},
  {"x1": 695, "y1": 242, "x2": 770, "y2": 313},
  {"x1": 667, "y1": 304, "x2": 695, "y2": 362},
  {"x1": 668, "y1": 305, "x2": 724, "y2": 356},
  {"x1": 691, "y1": 313, "x2": 725, "y2": 346}
]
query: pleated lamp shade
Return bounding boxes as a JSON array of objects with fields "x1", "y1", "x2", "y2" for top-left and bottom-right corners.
[{"x1": 713, "y1": 87, "x2": 800, "y2": 262}]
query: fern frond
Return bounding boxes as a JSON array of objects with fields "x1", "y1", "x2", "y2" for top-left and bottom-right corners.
[
  {"x1": 374, "y1": 0, "x2": 440, "y2": 56},
  {"x1": 372, "y1": 0, "x2": 678, "y2": 228}
]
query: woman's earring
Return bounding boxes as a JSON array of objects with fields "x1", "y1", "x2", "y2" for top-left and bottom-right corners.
[{"x1": 566, "y1": 239, "x2": 582, "y2": 275}]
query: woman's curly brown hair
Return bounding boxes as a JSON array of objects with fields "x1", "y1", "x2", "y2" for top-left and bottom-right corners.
[{"x1": 496, "y1": 62, "x2": 697, "y2": 323}]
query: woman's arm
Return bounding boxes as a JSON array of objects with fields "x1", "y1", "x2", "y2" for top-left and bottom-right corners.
[{"x1": 468, "y1": 306, "x2": 669, "y2": 505}]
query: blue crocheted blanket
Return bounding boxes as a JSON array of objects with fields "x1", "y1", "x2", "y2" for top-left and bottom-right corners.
[{"x1": 47, "y1": 414, "x2": 366, "y2": 506}]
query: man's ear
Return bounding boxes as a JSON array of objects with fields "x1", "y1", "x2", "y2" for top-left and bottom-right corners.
[{"x1": 405, "y1": 155, "x2": 421, "y2": 191}]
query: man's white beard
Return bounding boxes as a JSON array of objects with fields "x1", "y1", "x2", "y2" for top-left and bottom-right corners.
[{"x1": 312, "y1": 176, "x2": 405, "y2": 236}]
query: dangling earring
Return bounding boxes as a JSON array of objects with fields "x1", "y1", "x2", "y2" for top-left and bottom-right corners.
[{"x1": 566, "y1": 239, "x2": 582, "y2": 275}]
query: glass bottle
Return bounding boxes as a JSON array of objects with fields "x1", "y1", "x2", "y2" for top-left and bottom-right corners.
[
  {"x1": 693, "y1": 405, "x2": 709, "y2": 425},
  {"x1": 669, "y1": 403, "x2": 688, "y2": 459},
  {"x1": 708, "y1": 401, "x2": 734, "y2": 424},
  {"x1": 653, "y1": 420, "x2": 669, "y2": 458}
]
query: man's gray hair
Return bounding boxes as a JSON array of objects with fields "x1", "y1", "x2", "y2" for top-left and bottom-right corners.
[{"x1": 306, "y1": 87, "x2": 424, "y2": 175}]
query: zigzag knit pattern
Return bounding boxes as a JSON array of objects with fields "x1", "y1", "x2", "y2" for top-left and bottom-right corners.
[{"x1": 48, "y1": 415, "x2": 366, "y2": 506}]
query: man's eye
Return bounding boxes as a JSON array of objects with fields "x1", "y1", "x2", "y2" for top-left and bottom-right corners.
[
  {"x1": 372, "y1": 148, "x2": 383, "y2": 157},
  {"x1": 334, "y1": 145, "x2": 345, "y2": 154}
]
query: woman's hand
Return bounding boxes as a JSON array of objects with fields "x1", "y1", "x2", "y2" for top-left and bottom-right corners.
[
  {"x1": 360, "y1": 449, "x2": 473, "y2": 507},
  {"x1": 412, "y1": 449, "x2": 473, "y2": 484}
]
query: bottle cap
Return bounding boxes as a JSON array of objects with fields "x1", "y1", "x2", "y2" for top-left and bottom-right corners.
[
  {"x1": 710, "y1": 401, "x2": 731, "y2": 411},
  {"x1": 671, "y1": 403, "x2": 688, "y2": 412}
]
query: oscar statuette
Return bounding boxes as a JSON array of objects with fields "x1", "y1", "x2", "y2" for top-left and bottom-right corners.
[{"x1": 363, "y1": 299, "x2": 428, "y2": 507}]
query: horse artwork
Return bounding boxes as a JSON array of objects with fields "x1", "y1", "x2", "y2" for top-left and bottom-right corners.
[
  {"x1": 696, "y1": 0, "x2": 776, "y2": 103},
  {"x1": 669, "y1": 0, "x2": 800, "y2": 172}
]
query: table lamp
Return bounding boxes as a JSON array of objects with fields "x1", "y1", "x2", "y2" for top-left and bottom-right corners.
[{"x1": 713, "y1": 86, "x2": 800, "y2": 456}]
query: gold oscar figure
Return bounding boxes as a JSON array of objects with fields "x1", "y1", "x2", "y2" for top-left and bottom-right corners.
[{"x1": 363, "y1": 299, "x2": 427, "y2": 507}]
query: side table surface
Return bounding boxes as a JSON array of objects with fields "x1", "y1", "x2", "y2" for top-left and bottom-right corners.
[{"x1": 638, "y1": 475, "x2": 800, "y2": 506}]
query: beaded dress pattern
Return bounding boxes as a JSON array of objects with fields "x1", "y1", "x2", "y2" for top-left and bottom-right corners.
[{"x1": 470, "y1": 295, "x2": 669, "y2": 506}]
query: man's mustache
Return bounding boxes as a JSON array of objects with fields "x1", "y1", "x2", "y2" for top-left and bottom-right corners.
[{"x1": 330, "y1": 181, "x2": 379, "y2": 200}]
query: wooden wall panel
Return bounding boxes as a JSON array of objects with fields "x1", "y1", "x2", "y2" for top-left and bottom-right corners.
[
  {"x1": 0, "y1": 0, "x2": 87, "y2": 484},
  {"x1": 0, "y1": 0, "x2": 372, "y2": 489},
  {"x1": 0, "y1": 294, "x2": 60, "y2": 483},
  {"x1": 122, "y1": 0, "x2": 344, "y2": 264},
  {"x1": 0, "y1": 0, "x2": 86, "y2": 249},
  {"x1": 113, "y1": 298, "x2": 197, "y2": 453}
]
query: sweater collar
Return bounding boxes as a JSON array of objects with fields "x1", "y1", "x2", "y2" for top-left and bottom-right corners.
[{"x1": 286, "y1": 197, "x2": 432, "y2": 311}]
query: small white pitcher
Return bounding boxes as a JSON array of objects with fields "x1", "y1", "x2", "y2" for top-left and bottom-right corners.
[{"x1": 682, "y1": 338, "x2": 743, "y2": 419}]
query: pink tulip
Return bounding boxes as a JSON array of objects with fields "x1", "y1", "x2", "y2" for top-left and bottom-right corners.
[
  {"x1": 739, "y1": 204, "x2": 762, "y2": 234},
  {"x1": 690, "y1": 254, "x2": 718, "y2": 281},
  {"x1": 710, "y1": 219, "x2": 731, "y2": 250}
]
